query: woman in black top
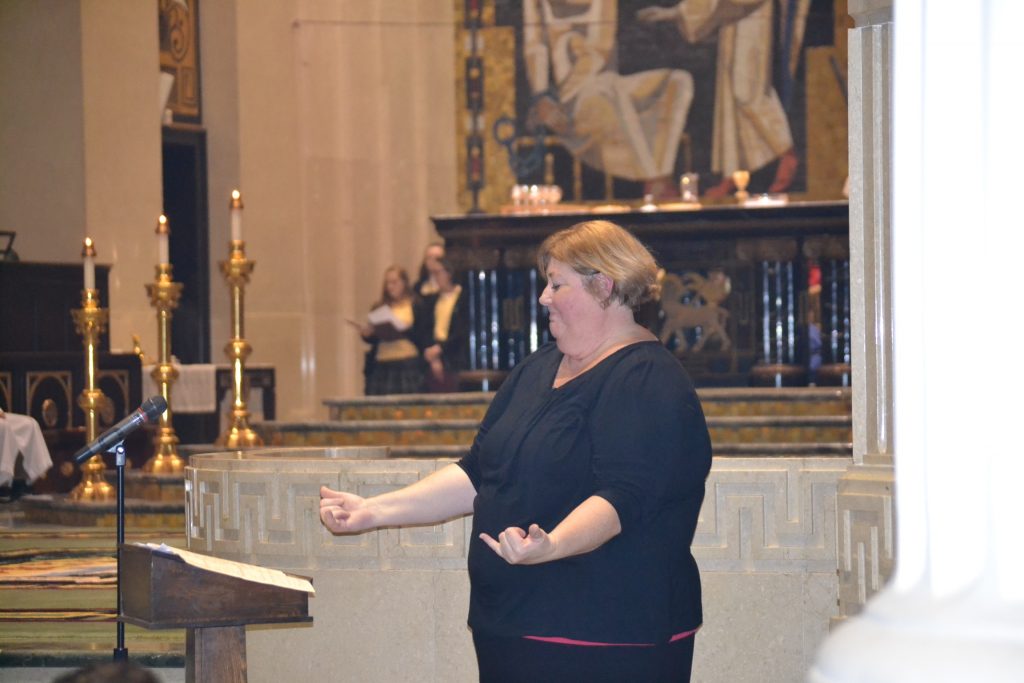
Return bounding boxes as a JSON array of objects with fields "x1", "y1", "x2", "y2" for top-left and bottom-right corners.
[
  {"x1": 413, "y1": 241, "x2": 445, "y2": 298},
  {"x1": 321, "y1": 220, "x2": 712, "y2": 682},
  {"x1": 415, "y1": 256, "x2": 470, "y2": 393}
]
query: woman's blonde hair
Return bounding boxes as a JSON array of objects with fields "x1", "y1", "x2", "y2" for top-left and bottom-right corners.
[
  {"x1": 379, "y1": 265, "x2": 411, "y2": 305},
  {"x1": 537, "y1": 220, "x2": 661, "y2": 308}
]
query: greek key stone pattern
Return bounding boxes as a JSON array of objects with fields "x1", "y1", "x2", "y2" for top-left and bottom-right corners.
[
  {"x1": 187, "y1": 455, "x2": 846, "y2": 574},
  {"x1": 186, "y1": 457, "x2": 471, "y2": 572},
  {"x1": 835, "y1": 462, "x2": 894, "y2": 618},
  {"x1": 693, "y1": 457, "x2": 846, "y2": 572}
]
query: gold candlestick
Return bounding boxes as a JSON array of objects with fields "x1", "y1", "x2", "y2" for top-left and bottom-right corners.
[
  {"x1": 217, "y1": 192, "x2": 263, "y2": 448},
  {"x1": 144, "y1": 216, "x2": 184, "y2": 472},
  {"x1": 69, "y1": 239, "x2": 115, "y2": 502}
]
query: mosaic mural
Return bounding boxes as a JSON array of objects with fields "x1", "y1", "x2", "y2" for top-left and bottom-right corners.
[
  {"x1": 456, "y1": 0, "x2": 850, "y2": 212},
  {"x1": 159, "y1": 0, "x2": 201, "y2": 123}
]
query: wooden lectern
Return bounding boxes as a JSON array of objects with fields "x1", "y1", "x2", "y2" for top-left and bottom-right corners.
[{"x1": 118, "y1": 544, "x2": 313, "y2": 683}]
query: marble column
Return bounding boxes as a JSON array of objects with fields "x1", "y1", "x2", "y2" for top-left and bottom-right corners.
[
  {"x1": 834, "y1": 0, "x2": 895, "y2": 622},
  {"x1": 809, "y1": 1, "x2": 1024, "y2": 680}
]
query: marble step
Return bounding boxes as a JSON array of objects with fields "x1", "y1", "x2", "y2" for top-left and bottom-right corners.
[
  {"x1": 16, "y1": 494, "x2": 184, "y2": 527},
  {"x1": 323, "y1": 392, "x2": 494, "y2": 422},
  {"x1": 323, "y1": 387, "x2": 851, "y2": 422},
  {"x1": 255, "y1": 413, "x2": 851, "y2": 448},
  {"x1": 384, "y1": 442, "x2": 851, "y2": 459}
]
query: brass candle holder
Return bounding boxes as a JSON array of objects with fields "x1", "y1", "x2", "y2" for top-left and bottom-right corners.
[
  {"x1": 732, "y1": 170, "x2": 751, "y2": 202},
  {"x1": 70, "y1": 243, "x2": 115, "y2": 502},
  {"x1": 217, "y1": 192, "x2": 263, "y2": 448},
  {"x1": 143, "y1": 216, "x2": 184, "y2": 473}
]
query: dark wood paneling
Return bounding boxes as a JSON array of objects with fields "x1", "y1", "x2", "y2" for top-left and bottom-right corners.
[
  {"x1": 0, "y1": 262, "x2": 111, "y2": 353},
  {"x1": 162, "y1": 125, "x2": 210, "y2": 364},
  {"x1": 434, "y1": 201, "x2": 850, "y2": 387}
]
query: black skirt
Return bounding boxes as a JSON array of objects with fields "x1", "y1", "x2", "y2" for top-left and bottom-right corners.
[{"x1": 365, "y1": 357, "x2": 425, "y2": 395}]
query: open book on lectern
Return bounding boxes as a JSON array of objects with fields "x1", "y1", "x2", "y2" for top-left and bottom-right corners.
[{"x1": 133, "y1": 542, "x2": 315, "y2": 594}]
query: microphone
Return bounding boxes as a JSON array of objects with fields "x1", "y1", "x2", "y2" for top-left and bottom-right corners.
[{"x1": 73, "y1": 396, "x2": 167, "y2": 464}]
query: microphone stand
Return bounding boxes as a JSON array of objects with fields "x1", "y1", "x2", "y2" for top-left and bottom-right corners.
[{"x1": 110, "y1": 439, "x2": 128, "y2": 662}]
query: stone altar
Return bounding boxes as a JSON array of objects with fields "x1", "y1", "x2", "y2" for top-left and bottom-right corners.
[{"x1": 186, "y1": 445, "x2": 845, "y2": 682}]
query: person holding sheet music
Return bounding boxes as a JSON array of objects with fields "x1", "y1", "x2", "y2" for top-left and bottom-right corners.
[{"x1": 349, "y1": 266, "x2": 424, "y2": 395}]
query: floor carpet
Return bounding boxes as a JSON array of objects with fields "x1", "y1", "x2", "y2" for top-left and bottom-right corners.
[{"x1": 0, "y1": 502, "x2": 186, "y2": 670}]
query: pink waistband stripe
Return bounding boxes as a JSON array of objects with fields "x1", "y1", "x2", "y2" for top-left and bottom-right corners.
[{"x1": 524, "y1": 627, "x2": 699, "y2": 648}]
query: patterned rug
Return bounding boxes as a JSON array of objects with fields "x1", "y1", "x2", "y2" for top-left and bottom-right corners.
[
  {"x1": 0, "y1": 548, "x2": 116, "y2": 587},
  {"x1": 0, "y1": 510, "x2": 185, "y2": 663}
]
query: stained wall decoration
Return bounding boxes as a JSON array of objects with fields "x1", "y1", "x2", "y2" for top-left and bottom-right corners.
[
  {"x1": 158, "y1": 0, "x2": 201, "y2": 123},
  {"x1": 455, "y1": 0, "x2": 850, "y2": 212}
]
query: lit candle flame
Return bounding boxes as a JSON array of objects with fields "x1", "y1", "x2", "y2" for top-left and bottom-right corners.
[
  {"x1": 82, "y1": 237, "x2": 96, "y2": 290},
  {"x1": 230, "y1": 190, "x2": 244, "y2": 241}
]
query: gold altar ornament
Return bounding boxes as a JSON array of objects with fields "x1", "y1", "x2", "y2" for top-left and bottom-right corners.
[
  {"x1": 70, "y1": 237, "x2": 114, "y2": 502},
  {"x1": 732, "y1": 170, "x2": 751, "y2": 202},
  {"x1": 144, "y1": 215, "x2": 184, "y2": 473},
  {"x1": 218, "y1": 190, "x2": 263, "y2": 448}
]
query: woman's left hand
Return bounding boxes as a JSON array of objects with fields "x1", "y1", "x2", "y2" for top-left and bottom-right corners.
[{"x1": 480, "y1": 524, "x2": 554, "y2": 565}]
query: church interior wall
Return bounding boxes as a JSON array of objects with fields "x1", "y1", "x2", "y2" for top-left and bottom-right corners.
[
  {"x1": 1, "y1": 1, "x2": 459, "y2": 418},
  {"x1": 199, "y1": 0, "x2": 460, "y2": 416},
  {"x1": 198, "y1": 0, "x2": 243, "y2": 392},
  {"x1": 1, "y1": 0, "x2": 164, "y2": 367},
  {"x1": 0, "y1": 1, "x2": 86, "y2": 265}
]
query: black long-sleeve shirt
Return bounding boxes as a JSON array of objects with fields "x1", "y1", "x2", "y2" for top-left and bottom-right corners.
[
  {"x1": 412, "y1": 290, "x2": 470, "y2": 372},
  {"x1": 457, "y1": 341, "x2": 712, "y2": 643}
]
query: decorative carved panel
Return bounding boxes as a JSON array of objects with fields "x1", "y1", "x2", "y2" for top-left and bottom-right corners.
[
  {"x1": 159, "y1": 0, "x2": 201, "y2": 123},
  {"x1": 835, "y1": 461, "x2": 894, "y2": 618},
  {"x1": 26, "y1": 371, "x2": 73, "y2": 429},
  {"x1": 187, "y1": 450, "x2": 847, "y2": 575},
  {"x1": 693, "y1": 457, "x2": 846, "y2": 572}
]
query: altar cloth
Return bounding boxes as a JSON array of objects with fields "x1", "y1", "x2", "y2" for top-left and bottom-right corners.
[{"x1": 0, "y1": 410, "x2": 53, "y2": 487}]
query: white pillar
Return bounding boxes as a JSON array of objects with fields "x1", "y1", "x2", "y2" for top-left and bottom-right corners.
[
  {"x1": 809, "y1": 1, "x2": 1024, "y2": 679},
  {"x1": 836, "y1": 0, "x2": 895, "y2": 622}
]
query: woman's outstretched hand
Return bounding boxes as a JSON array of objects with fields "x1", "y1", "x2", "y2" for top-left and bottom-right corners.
[
  {"x1": 320, "y1": 486, "x2": 375, "y2": 534},
  {"x1": 480, "y1": 524, "x2": 555, "y2": 565}
]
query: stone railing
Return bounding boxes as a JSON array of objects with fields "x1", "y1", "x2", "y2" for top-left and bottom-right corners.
[{"x1": 186, "y1": 446, "x2": 846, "y2": 683}]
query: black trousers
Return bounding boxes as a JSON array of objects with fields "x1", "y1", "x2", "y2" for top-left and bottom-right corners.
[{"x1": 472, "y1": 632, "x2": 695, "y2": 683}]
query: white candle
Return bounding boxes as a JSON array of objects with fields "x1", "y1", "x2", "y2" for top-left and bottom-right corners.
[
  {"x1": 83, "y1": 237, "x2": 96, "y2": 290},
  {"x1": 157, "y1": 215, "x2": 170, "y2": 265},
  {"x1": 230, "y1": 190, "x2": 243, "y2": 242}
]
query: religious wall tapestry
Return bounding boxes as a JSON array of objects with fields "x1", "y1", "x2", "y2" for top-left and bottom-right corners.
[{"x1": 455, "y1": 0, "x2": 850, "y2": 213}]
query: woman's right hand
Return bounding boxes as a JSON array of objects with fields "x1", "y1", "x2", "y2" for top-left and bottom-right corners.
[
  {"x1": 423, "y1": 344, "x2": 441, "y2": 363},
  {"x1": 636, "y1": 6, "x2": 676, "y2": 23},
  {"x1": 320, "y1": 486, "x2": 375, "y2": 534},
  {"x1": 424, "y1": 345, "x2": 445, "y2": 380}
]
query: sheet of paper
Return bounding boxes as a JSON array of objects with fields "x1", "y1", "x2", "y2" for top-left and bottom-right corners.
[
  {"x1": 136, "y1": 543, "x2": 314, "y2": 594},
  {"x1": 367, "y1": 304, "x2": 410, "y2": 331}
]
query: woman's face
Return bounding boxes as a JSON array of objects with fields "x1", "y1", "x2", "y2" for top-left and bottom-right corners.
[
  {"x1": 424, "y1": 245, "x2": 444, "y2": 270},
  {"x1": 384, "y1": 270, "x2": 407, "y2": 300},
  {"x1": 539, "y1": 258, "x2": 606, "y2": 352},
  {"x1": 429, "y1": 262, "x2": 453, "y2": 291}
]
